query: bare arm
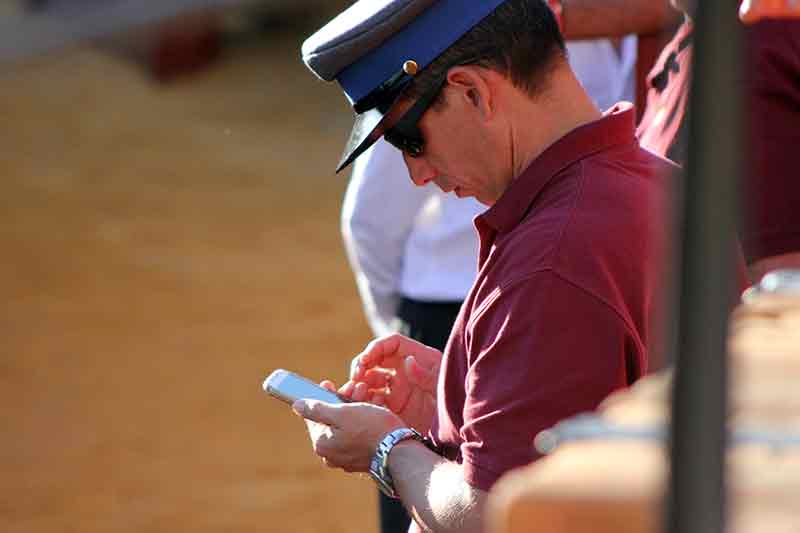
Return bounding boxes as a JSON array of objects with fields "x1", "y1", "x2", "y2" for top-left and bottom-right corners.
[
  {"x1": 389, "y1": 441, "x2": 488, "y2": 533},
  {"x1": 562, "y1": 0, "x2": 681, "y2": 39}
]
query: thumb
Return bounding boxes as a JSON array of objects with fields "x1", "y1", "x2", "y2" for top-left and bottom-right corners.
[
  {"x1": 405, "y1": 356, "x2": 437, "y2": 392},
  {"x1": 292, "y1": 399, "x2": 338, "y2": 427}
]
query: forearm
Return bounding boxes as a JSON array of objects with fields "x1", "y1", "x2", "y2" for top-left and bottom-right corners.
[
  {"x1": 389, "y1": 441, "x2": 488, "y2": 533},
  {"x1": 562, "y1": 0, "x2": 680, "y2": 39}
]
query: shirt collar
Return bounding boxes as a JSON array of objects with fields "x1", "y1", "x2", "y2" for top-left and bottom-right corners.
[{"x1": 480, "y1": 102, "x2": 638, "y2": 234}]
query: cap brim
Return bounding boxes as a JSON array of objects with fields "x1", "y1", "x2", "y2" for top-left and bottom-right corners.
[{"x1": 335, "y1": 107, "x2": 389, "y2": 173}]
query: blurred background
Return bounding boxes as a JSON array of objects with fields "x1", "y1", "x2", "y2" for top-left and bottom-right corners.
[{"x1": 0, "y1": 1, "x2": 381, "y2": 532}]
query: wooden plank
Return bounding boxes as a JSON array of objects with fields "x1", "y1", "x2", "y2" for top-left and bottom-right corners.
[{"x1": 487, "y1": 293, "x2": 800, "y2": 533}]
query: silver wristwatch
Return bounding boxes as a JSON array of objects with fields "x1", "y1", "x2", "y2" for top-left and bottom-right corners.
[{"x1": 368, "y1": 427, "x2": 425, "y2": 499}]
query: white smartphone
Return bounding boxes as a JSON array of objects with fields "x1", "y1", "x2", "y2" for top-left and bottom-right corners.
[{"x1": 262, "y1": 369, "x2": 349, "y2": 405}]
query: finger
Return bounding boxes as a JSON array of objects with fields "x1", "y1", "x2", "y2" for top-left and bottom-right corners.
[
  {"x1": 338, "y1": 380, "x2": 355, "y2": 398},
  {"x1": 405, "y1": 356, "x2": 437, "y2": 391},
  {"x1": 349, "y1": 356, "x2": 363, "y2": 380},
  {"x1": 351, "y1": 381, "x2": 370, "y2": 402},
  {"x1": 293, "y1": 399, "x2": 339, "y2": 428},
  {"x1": 356, "y1": 335, "x2": 404, "y2": 371},
  {"x1": 371, "y1": 392, "x2": 386, "y2": 406},
  {"x1": 304, "y1": 418, "x2": 329, "y2": 443},
  {"x1": 361, "y1": 367, "x2": 393, "y2": 388},
  {"x1": 351, "y1": 352, "x2": 376, "y2": 379},
  {"x1": 308, "y1": 425, "x2": 337, "y2": 466},
  {"x1": 320, "y1": 380, "x2": 337, "y2": 392},
  {"x1": 305, "y1": 417, "x2": 320, "y2": 431}
]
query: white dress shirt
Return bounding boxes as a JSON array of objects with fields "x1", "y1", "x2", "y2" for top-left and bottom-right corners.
[{"x1": 341, "y1": 37, "x2": 638, "y2": 336}]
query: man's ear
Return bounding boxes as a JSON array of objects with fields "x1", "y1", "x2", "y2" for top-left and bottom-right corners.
[{"x1": 446, "y1": 66, "x2": 494, "y2": 119}]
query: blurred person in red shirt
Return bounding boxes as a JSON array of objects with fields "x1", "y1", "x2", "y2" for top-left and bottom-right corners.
[{"x1": 637, "y1": 0, "x2": 800, "y2": 280}]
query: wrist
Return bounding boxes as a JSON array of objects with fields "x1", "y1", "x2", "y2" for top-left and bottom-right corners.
[
  {"x1": 369, "y1": 427, "x2": 436, "y2": 499},
  {"x1": 384, "y1": 437, "x2": 430, "y2": 478}
]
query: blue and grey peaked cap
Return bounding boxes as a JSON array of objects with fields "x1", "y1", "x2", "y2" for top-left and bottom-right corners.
[{"x1": 302, "y1": 0, "x2": 507, "y2": 173}]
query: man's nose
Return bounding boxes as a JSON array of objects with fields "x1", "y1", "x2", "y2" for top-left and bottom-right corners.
[{"x1": 403, "y1": 153, "x2": 436, "y2": 186}]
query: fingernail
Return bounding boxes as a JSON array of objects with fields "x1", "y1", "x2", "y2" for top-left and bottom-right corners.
[{"x1": 291, "y1": 400, "x2": 305, "y2": 416}]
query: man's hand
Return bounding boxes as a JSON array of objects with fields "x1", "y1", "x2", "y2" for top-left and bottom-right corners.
[
  {"x1": 345, "y1": 334, "x2": 442, "y2": 435},
  {"x1": 293, "y1": 380, "x2": 488, "y2": 533},
  {"x1": 740, "y1": 0, "x2": 800, "y2": 23},
  {"x1": 293, "y1": 388, "x2": 405, "y2": 473}
]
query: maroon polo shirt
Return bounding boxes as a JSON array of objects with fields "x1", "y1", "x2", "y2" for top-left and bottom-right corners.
[
  {"x1": 429, "y1": 104, "x2": 676, "y2": 492},
  {"x1": 742, "y1": 19, "x2": 800, "y2": 263},
  {"x1": 637, "y1": 18, "x2": 800, "y2": 266}
]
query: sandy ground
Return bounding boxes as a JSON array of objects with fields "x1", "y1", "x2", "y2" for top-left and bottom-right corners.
[{"x1": 0, "y1": 14, "x2": 381, "y2": 533}]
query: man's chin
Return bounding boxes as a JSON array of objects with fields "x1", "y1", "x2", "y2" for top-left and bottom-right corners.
[{"x1": 439, "y1": 184, "x2": 479, "y2": 202}]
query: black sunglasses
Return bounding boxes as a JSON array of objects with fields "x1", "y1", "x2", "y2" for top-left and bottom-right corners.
[{"x1": 383, "y1": 75, "x2": 448, "y2": 158}]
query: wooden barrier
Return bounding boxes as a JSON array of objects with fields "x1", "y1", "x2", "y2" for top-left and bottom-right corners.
[{"x1": 487, "y1": 291, "x2": 800, "y2": 533}]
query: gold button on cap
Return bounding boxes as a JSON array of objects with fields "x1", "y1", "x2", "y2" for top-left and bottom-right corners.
[{"x1": 403, "y1": 60, "x2": 419, "y2": 76}]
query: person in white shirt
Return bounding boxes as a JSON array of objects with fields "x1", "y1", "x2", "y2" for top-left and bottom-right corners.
[{"x1": 340, "y1": 35, "x2": 638, "y2": 533}]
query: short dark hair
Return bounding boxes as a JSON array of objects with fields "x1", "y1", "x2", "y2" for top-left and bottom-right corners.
[{"x1": 405, "y1": 0, "x2": 566, "y2": 103}]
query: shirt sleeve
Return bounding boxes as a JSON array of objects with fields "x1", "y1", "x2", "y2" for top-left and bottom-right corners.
[
  {"x1": 458, "y1": 270, "x2": 643, "y2": 491},
  {"x1": 341, "y1": 138, "x2": 433, "y2": 336}
]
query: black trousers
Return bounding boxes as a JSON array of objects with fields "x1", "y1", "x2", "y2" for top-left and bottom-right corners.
[{"x1": 378, "y1": 297, "x2": 463, "y2": 533}]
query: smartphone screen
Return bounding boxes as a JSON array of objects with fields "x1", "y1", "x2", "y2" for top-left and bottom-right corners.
[{"x1": 262, "y1": 369, "x2": 348, "y2": 405}]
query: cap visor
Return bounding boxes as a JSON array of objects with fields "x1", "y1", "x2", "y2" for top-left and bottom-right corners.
[{"x1": 335, "y1": 107, "x2": 388, "y2": 173}]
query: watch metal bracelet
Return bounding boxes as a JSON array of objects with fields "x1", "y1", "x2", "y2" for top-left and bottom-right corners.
[{"x1": 369, "y1": 427, "x2": 424, "y2": 499}]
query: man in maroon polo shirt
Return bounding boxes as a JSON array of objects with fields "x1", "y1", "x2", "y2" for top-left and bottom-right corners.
[
  {"x1": 422, "y1": 100, "x2": 671, "y2": 489},
  {"x1": 290, "y1": 2, "x2": 675, "y2": 531}
]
